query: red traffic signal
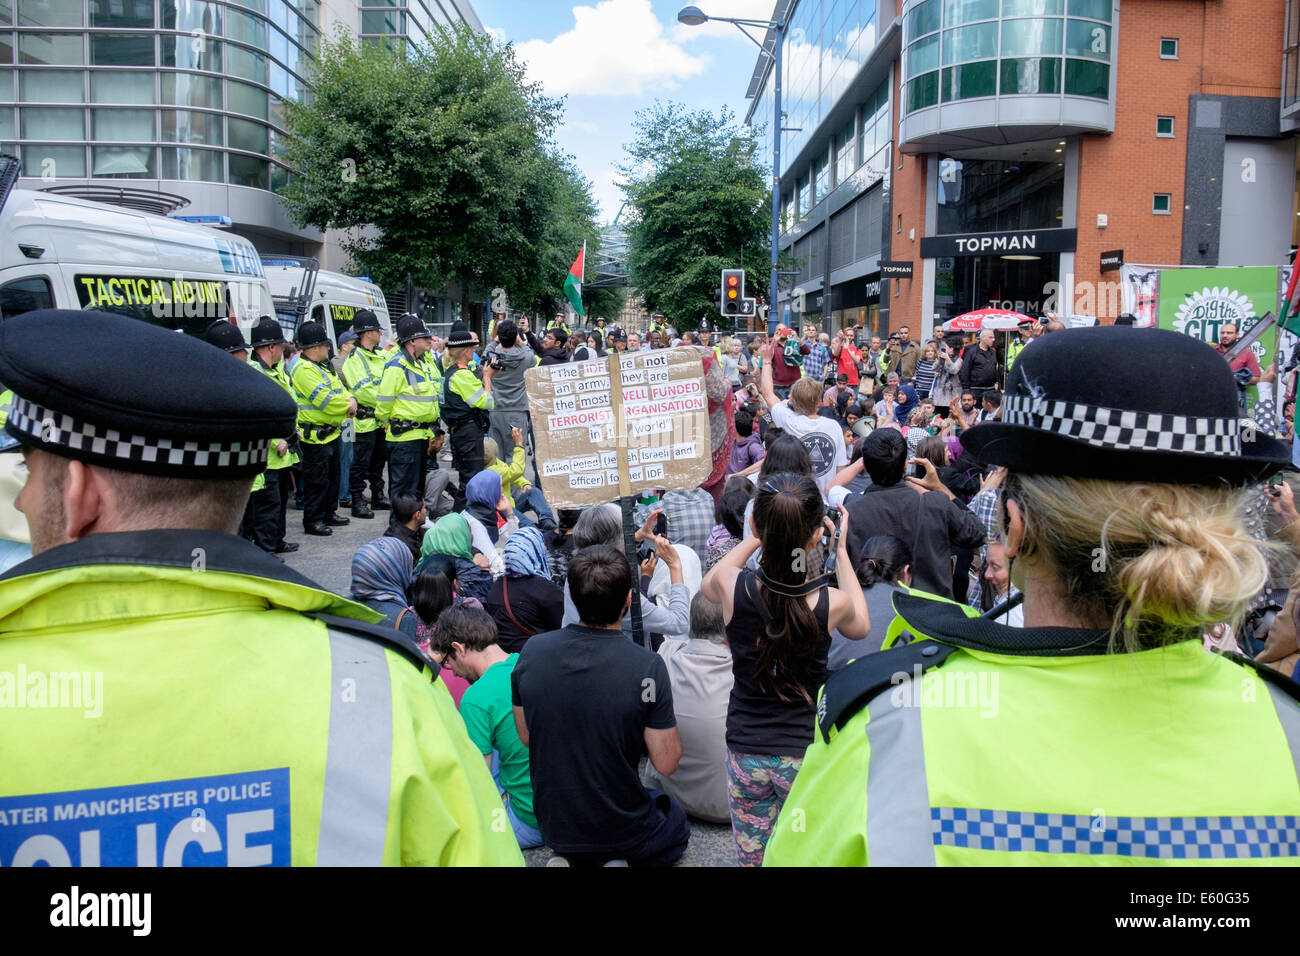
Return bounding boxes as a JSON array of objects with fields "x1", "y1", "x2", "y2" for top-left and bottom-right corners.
[{"x1": 720, "y1": 269, "x2": 745, "y2": 316}]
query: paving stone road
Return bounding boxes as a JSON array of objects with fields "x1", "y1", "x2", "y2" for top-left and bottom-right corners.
[{"x1": 279, "y1": 487, "x2": 738, "y2": 867}]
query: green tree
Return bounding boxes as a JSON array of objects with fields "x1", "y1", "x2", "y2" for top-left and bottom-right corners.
[
  {"x1": 280, "y1": 26, "x2": 597, "y2": 313},
  {"x1": 620, "y1": 102, "x2": 771, "y2": 331}
]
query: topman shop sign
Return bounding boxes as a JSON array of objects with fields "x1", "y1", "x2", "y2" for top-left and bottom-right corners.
[{"x1": 920, "y1": 228, "x2": 1077, "y2": 259}]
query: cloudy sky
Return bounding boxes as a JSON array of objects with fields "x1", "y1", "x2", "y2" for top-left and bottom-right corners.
[{"x1": 469, "y1": 0, "x2": 778, "y2": 221}]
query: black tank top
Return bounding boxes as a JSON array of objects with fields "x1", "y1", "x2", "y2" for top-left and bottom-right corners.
[{"x1": 725, "y1": 570, "x2": 831, "y2": 756}]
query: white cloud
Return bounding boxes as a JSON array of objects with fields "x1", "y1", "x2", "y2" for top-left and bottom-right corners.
[
  {"x1": 669, "y1": 0, "x2": 779, "y2": 44},
  {"x1": 589, "y1": 168, "x2": 629, "y2": 220},
  {"x1": 565, "y1": 119, "x2": 600, "y2": 134},
  {"x1": 514, "y1": 0, "x2": 708, "y2": 97},
  {"x1": 483, "y1": 23, "x2": 508, "y2": 45}
]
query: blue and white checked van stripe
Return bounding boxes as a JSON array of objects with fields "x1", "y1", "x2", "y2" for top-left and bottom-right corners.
[{"x1": 931, "y1": 807, "x2": 1300, "y2": 859}]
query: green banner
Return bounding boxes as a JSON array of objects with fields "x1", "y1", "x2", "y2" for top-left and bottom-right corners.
[{"x1": 1158, "y1": 266, "x2": 1281, "y2": 406}]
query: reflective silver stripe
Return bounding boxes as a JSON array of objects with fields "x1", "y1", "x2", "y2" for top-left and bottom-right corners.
[
  {"x1": 1267, "y1": 682, "x2": 1300, "y2": 789},
  {"x1": 375, "y1": 394, "x2": 396, "y2": 403},
  {"x1": 317, "y1": 628, "x2": 394, "y2": 866},
  {"x1": 398, "y1": 394, "x2": 438, "y2": 403},
  {"x1": 467, "y1": 387, "x2": 486, "y2": 405},
  {"x1": 866, "y1": 682, "x2": 936, "y2": 866}
]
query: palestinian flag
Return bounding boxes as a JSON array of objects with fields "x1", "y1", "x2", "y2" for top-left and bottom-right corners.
[{"x1": 563, "y1": 242, "x2": 585, "y2": 318}]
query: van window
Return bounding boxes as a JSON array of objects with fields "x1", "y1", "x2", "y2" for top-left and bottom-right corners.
[
  {"x1": 0, "y1": 276, "x2": 54, "y2": 320},
  {"x1": 327, "y1": 302, "x2": 361, "y2": 343},
  {"x1": 74, "y1": 273, "x2": 231, "y2": 336},
  {"x1": 311, "y1": 304, "x2": 326, "y2": 326}
]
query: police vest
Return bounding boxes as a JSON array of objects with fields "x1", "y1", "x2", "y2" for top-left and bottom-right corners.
[
  {"x1": 290, "y1": 359, "x2": 350, "y2": 444},
  {"x1": 0, "y1": 389, "x2": 11, "y2": 429},
  {"x1": 340, "y1": 347, "x2": 389, "y2": 435},
  {"x1": 252, "y1": 358, "x2": 299, "y2": 471},
  {"x1": 764, "y1": 591, "x2": 1300, "y2": 866},
  {"x1": 1007, "y1": 337, "x2": 1029, "y2": 371},
  {"x1": 441, "y1": 365, "x2": 491, "y2": 432},
  {"x1": 0, "y1": 531, "x2": 524, "y2": 867},
  {"x1": 376, "y1": 350, "x2": 440, "y2": 443}
]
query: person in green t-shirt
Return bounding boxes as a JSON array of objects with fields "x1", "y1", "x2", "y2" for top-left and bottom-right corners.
[{"x1": 429, "y1": 604, "x2": 541, "y2": 849}]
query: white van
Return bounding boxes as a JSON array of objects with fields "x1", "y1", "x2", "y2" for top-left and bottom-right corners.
[
  {"x1": 263, "y1": 264, "x2": 392, "y2": 348},
  {"x1": 0, "y1": 187, "x2": 275, "y2": 336}
]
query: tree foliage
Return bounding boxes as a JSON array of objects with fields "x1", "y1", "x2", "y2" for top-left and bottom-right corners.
[
  {"x1": 280, "y1": 26, "x2": 600, "y2": 312},
  {"x1": 619, "y1": 102, "x2": 771, "y2": 331}
]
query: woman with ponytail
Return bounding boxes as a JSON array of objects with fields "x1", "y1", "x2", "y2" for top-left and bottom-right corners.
[{"x1": 701, "y1": 472, "x2": 868, "y2": 866}]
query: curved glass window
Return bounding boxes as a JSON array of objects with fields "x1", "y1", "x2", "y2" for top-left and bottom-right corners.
[
  {"x1": 907, "y1": 33, "x2": 939, "y2": 76},
  {"x1": 1067, "y1": 0, "x2": 1111, "y2": 21},
  {"x1": 92, "y1": 108, "x2": 153, "y2": 142},
  {"x1": 90, "y1": 0, "x2": 154, "y2": 28},
  {"x1": 92, "y1": 144, "x2": 154, "y2": 177},
  {"x1": 943, "y1": 22, "x2": 998, "y2": 65},
  {"x1": 161, "y1": 33, "x2": 221, "y2": 71},
  {"x1": 91, "y1": 71, "x2": 155, "y2": 104},
  {"x1": 907, "y1": 71, "x2": 939, "y2": 111},
  {"x1": 19, "y1": 33, "x2": 83, "y2": 65},
  {"x1": 1003, "y1": 0, "x2": 1063, "y2": 14},
  {"x1": 22, "y1": 107, "x2": 82, "y2": 139},
  {"x1": 18, "y1": 0, "x2": 82, "y2": 27},
  {"x1": 942, "y1": 60, "x2": 997, "y2": 101},
  {"x1": 227, "y1": 79, "x2": 267, "y2": 119},
  {"x1": 162, "y1": 71, "x2": 220, "y2": 108},
  {"x1": 1066, "y1": 20, "x2": 1109, "y2": 59},
  {"x1": 1064, "y1": 58, "x2": 1108, "y2": 97},
  {"x1": 90, "y1": 33, "x2": 155, "y2": 66},
  {"x1": 228, "y1": 116, "x2": 268, "y2": 154},
  {"x1": 162, "y1": 109, "x2": 222, "y2": 145},
  {"x1": 228, "y1": 45, "x2": 269, "y2": 84},
  {"x1": 943, "y1": 0, "x2": 998, "y2": 28},
  {"x1": 161, "y1": 0, "x2": 223, "y2": 34},
  {"x1": 1001, "y1": 18, "x2": 1062, "y2": 57},
  {"x1": 907, "y1": 0, "x2": 940, "y2": 41},
  {"x1": 229, "y1": 152, "x2": 268, "y2": 188},
  {"x1": 226, "y1": 10, "x2": 267, "y2": 49},
  {"x1": 21, "y1": 69, "x2": 82, "y2": 102},
  {"x1": 1000, "y1": 57, "x2": 1061, "y2": 94},
  {"x1": 161, "y1": 145, "x2": 222, "y2": 181},
  {"x1": 21, "y1": 143, "x2": 84, "y2": 176}
]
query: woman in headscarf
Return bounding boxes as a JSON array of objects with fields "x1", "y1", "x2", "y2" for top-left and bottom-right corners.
[
  {"x1": 483, "y1": 525, "x2": 564, "y2": 654},
  {"x1": 415, "y1": 512, "x2": 495, "y2": 604},
  {"x1": 462, "y1": 469, "x2": 518, "y2": 576},
  {"x1": 350, "y1": 537, "x2": 418, "y2": 640}
]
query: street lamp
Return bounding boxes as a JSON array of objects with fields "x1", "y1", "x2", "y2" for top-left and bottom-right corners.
[{"x1": 677, "y1": 5, "x2": 786, "y2": 334}]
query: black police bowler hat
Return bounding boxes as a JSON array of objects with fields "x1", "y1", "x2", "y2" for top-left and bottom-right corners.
[
  {"x1": 0, "y1": 310, "x2": 296, "y2": 478},
  {"x1": 960, "y1": 326, "x2": 1291, "y2": 485},
  {"x1": 352, "y1": 309, "x2": 382, "y2": 334},
  {"x1": 297, "y1": 321, "x2": 330, "y2": 349},
  {"x1": 250, "y1": 314, "x2": 288, "y2": 348},
  {"x1": 204, "y1": 318, "x2": 249, "y2": 354}
]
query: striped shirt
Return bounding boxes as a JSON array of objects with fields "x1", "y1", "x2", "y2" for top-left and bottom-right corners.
[{"x1": 912, "y1": 359, "x2": 937, "y2": 397}]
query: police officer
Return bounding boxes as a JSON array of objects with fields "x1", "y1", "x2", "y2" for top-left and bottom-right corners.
[
  {"x1": 290, "y1": 321, "x2": 354, "y2": 536},
  {"x1": 0, "y1": 309, "x2": 523, "y2": 867},
  {"x1": 340, "y1": 309, "x2": 389, "y2": 519},
  {"x1": 1006, "y1": 318, "x2": 1034, "y2": 373},
  {"x1": 204, "y1": 320, "x2": 264, "y2": 546},
  {"x1": 441, "y1": 322, "x2": 492, "y2": 510},
  {"x1": 248, "y1": 315, "x2": 299, "y2": 555},
  {"x1": 376, "y1": 315, "x2": 440, "y2": 501},
  {"x1": 764, "y1": 327, "x2": 1300, "y2": 866}
]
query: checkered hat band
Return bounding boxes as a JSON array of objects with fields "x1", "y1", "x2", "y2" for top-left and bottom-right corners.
[
  {"x1": 1002, "y1": 394, "x2": 1242, "y2": 456},
  {"x1": 932, "y1": 807, "x2": 1300, "y2": 859},
  {"x1": 8, "y1": 397, "x2": 268, "y2": 471}
]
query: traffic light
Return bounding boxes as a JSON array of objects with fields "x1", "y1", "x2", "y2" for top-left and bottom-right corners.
[{"x1": 721, "y1": 269, "x2": 745, "y2": 316}]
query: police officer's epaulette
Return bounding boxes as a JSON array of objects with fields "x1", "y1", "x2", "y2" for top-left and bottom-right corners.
[
  {"x1": 1223, "y1": 651, "x2": 1300, "y2": 707},
  {"x1": 817, "y1": 639, "x2": 958, "y2": 743},
  {"x1": 310, "y1": 612, "x2": 432, "y2": 675}
]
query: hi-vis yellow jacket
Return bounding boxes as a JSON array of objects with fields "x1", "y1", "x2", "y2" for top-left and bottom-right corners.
[{"x1": 0, "y1": 531, "x2": 524, "y2": 867}]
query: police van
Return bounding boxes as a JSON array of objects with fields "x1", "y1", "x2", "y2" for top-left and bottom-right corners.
[
  {"x1": 263, "y1": 264, "x2": 392, "y2": 348},
  {"x1": 0, "y1": 187, "x2": 274, "y2": 335}
]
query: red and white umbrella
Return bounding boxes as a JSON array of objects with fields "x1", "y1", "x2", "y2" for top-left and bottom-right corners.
[{"x1": 942, "y1": 308, "x2": 1032, "y2": 332}]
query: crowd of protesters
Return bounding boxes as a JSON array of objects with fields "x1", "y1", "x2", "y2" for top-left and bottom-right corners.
[{"x1": 327, "y1": 310, "x2": 1300, "y2": 868}]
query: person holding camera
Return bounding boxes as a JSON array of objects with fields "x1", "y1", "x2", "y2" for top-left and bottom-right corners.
[
  {"x1": 484, "y1": 318, "x2": 536, "y2": 464},
  {"x1": 929, "y1": 338, "x2": 964, "y2": 417}
]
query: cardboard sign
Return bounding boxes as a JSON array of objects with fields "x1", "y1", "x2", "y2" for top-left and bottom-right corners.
[{"x1": 524, "y1": 347, "x2": 713, "y2": 508}]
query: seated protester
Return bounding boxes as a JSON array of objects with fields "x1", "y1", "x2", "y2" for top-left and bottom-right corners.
[
  {"x1": 980, "y1": 388, "x2": 1003, "y2": 423},
  {"x1": 418, "y1": 513, "x2": 494, "y2": 604},
  {"x1": 894, "y1": 375, "x2": 920, "y2": 424},
  {"x1": 700, "y1": 474, "x2": 868, "y2": 866},
  {"x1": 485, "y1": 432, "x2": 557, "y2": 532},
  {"x1": 484, "y1": 525, "x2": 565, "y2": 654},
  {"x1": 562, "y1": 504, "x2": 691, "y2": 643},
  {"x1": 903, "y1": 406, "x2": 931, "y2": 459},
  {"x1": 431, "y1": 605, "x2": 542, "y2": 849},
  {"x1": 841, "y1": 429, "x2": 986, "y2": 599},
  {"x1": 641, "y1": 594, "x2": 734, "y2": 824},
  {"x1": 758, "y1": 341, "x2": 848, "y2": 498},
  {"x1": 424, "y1": 428, "x2": 455, "y2": 520},
  {"x1": 844, "y1": 403, "x2": 864, "y2": 430},
  {"x1": 410, "y1": 568, "x2": 473, "y2": 705},
  {"x1": 706, "y1": 482, "x2": 754, "y2": 571},
  {"x1": 726, "y1": 408, "x2": 765, "y2": 480},
  {"x1": 512, "y1": 546, "x2": 689, "y2": 867},
  {"x1": 972, "y1": 539, "x2": 1024, "y2": 626},
  {"x1": 545, "y1": 508, "x2": 582, "y2": 586},
  {"x1": 873, "y1": 386, "x2": 898, "y2": 426},
  {"x1": 350, "y1": 537, "x2": 418, "y2": 640},
  {"x1": 462, "y1": 469, "x2": 518, "y2": 576},
  {"x1": 949, "y1": 390, "x2": 981, "y2": 433},
  {"x1": 383, "y1": 492, "x2": 426, "y2": 562},
  {"x1": 828, "y1": 535, "x2": 912, "y2": 671}
]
